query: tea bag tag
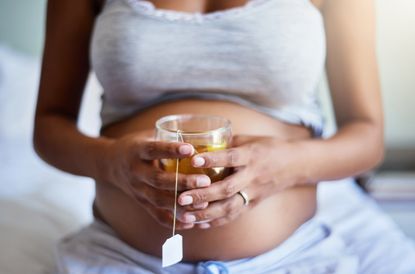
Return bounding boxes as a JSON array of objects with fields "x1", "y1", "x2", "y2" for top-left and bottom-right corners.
[
  {"x1": 162, "y1": 130, "x2": 184, "y2": 268},
  {"x1": 162, "y1": 234, "x2": 183, "y2": 267}
]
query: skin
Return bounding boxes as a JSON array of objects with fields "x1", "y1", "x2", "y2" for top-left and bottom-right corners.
[{"x1": 34, "y1": 0, "x2": 383, "y2": 261}]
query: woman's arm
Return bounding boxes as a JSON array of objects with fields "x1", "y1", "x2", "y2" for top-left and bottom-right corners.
[
  {"x1": 34, "y1": 0, "x2": 111, "y2": 181},
  {"x1": 300, "y1": 0, "x2": 383, "y2": 182},
  {"x1": 34, "y1": 0, "x2": 205, "y2": 230},
  {"x1": 177, "y1": 0, "x2": 383, "y2": 227}
]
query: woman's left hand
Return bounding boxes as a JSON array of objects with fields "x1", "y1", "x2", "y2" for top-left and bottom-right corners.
[{"x1": 177, "y1": 135, "x2": 309, "y2": 229}]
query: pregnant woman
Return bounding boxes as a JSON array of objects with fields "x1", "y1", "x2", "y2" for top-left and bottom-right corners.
[{"x1": 34, "y1": 0, "x2": 415, "y2": 273}]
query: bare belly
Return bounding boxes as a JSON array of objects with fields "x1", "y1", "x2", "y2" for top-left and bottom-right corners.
[{"x1": 96, "y1": 99, "x2": 317, "y2": 261}]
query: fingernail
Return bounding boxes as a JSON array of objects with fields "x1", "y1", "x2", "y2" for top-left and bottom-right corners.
[
  {"x1": 196, "y1": 176, "x2": 210, "y2": 187},
  {"x1": 199, "y1": 223, "x2": 211, "y2": 229},
  {"x1": 193, "y1": 202, "x2": 208, "y2": 209},
  {"x1": 179, "y1": 145, "x2": 193, "y2": 155},
  {"x1": 184, "y1": 214, "x2": 196, "y2": 223},
  {"x1": 193, "y1": 156, "x2": 205, "y2": 167},
  {"x1": 179, "y1": 195, "x2": 193, "y2": 206}
]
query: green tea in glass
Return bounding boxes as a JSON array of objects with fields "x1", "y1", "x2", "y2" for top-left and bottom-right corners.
[{"x1": 155, "y1": 114, "x2": 232, "y2": 182}]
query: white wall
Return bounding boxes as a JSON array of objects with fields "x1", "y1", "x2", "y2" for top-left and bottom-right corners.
[
  {"x1": 377, "y1": 0, "x2": 415, "y2": 147},
  {"x1": 0, "y1": 0, "x2": 46, "y2": 56},
  {"x1": 314, "y1": 0, "x2": 415, "y2": 147}
]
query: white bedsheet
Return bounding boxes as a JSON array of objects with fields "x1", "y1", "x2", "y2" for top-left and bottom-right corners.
[{"x1": 0, "y1": 138, "x2": 95, "y2": 274}]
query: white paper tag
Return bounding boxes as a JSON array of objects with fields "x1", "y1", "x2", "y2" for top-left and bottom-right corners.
[{"x1": 162, "y1": 234, "x2": 183, "y2": 267}]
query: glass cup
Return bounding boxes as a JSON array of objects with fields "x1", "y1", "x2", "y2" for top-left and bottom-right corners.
[{"x1": 155, "y1": 114, "x2": 232, "y2": 183}]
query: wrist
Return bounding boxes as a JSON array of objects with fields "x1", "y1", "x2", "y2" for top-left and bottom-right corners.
[
  {"x1": 288, "y1": 140, "x2": 316, "y2": 186},
  {"x1": 297, "y1": 138, "x2": 329, "y2": 185},
  {"x1": 93, "y1": 137, "x2": 117, "y2": 184}
]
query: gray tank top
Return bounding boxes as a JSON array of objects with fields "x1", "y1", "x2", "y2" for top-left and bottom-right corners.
[{"x1": 91, "y1": 0, "x2": 326, "y2": 136}]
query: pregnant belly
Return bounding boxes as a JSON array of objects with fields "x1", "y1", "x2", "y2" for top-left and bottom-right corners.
[{"x1": 96, "y1": 99, "x2": 317, "y2": 261}]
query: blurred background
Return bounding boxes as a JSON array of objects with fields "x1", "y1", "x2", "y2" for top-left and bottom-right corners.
[{"x1": 0, "y1": 0, "x2": 414, "y2": 273}]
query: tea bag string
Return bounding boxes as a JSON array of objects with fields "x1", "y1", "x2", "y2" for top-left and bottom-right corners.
[{"x1": 172, "y1": 130, "x2": 184, "y2": 237}]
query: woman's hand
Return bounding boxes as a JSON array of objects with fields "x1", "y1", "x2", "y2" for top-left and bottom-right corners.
[
  {"x1": 177, "y1": 135, "x2": 308, "y2": 229},
  {"x1": 100, "y1": 130, "x2": 211, "y2": 230}
]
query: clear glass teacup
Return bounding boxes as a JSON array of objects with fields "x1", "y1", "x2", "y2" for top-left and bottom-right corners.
[{"x1": 155, "y1": 114, "x2": 232, "y2": 183}]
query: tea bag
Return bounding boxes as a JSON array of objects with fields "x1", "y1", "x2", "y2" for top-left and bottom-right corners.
[
  {"x1": 162, "y1": 130, "x2": 184, "y2": 267},
  {"x1": 162, "y1": 234, "x2": 183, "y2": 267}
]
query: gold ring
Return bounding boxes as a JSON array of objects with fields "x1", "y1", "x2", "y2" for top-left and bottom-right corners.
[{"x1": 237, "y1": 191, "x2": 249, "y2": 206}]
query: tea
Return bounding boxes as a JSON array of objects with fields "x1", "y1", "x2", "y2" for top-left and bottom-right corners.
[{"x1": 160, "y1": 142, "x2": 230, "y2": 182}]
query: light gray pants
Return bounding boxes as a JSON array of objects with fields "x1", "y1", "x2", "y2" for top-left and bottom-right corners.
[
  {"x1": 56, "y1": 218, "x2": 360, "y2": 274},
  {"x1": 56, "y1": 180, "x2": 415, "y2": 274}
]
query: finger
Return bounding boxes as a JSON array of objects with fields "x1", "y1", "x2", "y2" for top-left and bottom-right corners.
[
  {"x1": 130, "y1": 181, "x2": 207, "y2": 219},
  {"x1": 179, "y1": 193, "x2": 244, "y2": 225},
  {"x1": 123, "y1": 180, "x2": 194, "y2": 230},
  {"x1": 133, "y1": 163, "x2": 211, "y2": 191},
  {"x1": 130, "y1": 183, "x2": 176, "y2": 210},
  {"x1": 136, "y1": 141, "x2": 194, "y2": 160},
  {"x1": 191, "y1": 147, "x2": 250, "y2": 168},
  {"x1": 207, "y1": 191, "x2": 251, "y2": 228},
  {"x1": 178, "y1": 169, "x2": 251, "y2": 205},
  {"x1": 240, "y1": 181, "x2": 276, "y2": 207},
  {"x1": 143, "y1": 200, "x2": 195, "y2": 230},
  {"x1": 208, "y1": 214, "x2": 239, "y2": 228}
]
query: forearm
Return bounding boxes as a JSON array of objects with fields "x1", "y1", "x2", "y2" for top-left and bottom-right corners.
[
  {"x1": 33, "y1": 113, "x2": 113, "y2": 182},
  {"x1": 299, "y1": 120, "x2": 384, "y2": 183}
]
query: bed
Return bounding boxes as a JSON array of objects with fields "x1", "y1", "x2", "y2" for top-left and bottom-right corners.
[
  {"x1": 0, "y1": 44, "x2": 97, "y2": 274},
  {"x1": 1, "y1": 44, "x2": 414, "y2": 274}
]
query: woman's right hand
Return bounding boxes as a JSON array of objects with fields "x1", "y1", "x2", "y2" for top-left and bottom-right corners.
[{"x1": 100, "y1": 130, "x2": 212, "y2": 230}]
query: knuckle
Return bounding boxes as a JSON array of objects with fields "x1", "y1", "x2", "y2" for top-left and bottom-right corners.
[
  {"x1": 159, "y1": 142, "x2": 177, "y2": 157},
  {"x1": 143, "y1": 142, "x2": 157, "y2": 158},
  {"x1": 211, "y1": 218, "x2": 227, "y2": 228},
  {"x1": 207, "y1": 153, "x2": 221, "y2": 167},
  {"x1": 150, "y1": 170, "x2": 165, "y2": 187},
  {"x1": 225, "y1": 201, "x2": 237, "y2": 215},
  {"x1": 222, "y1": 181, "x2": 237, "y2": 198},
  {"x1": 192, "y1": 191, "x2": 208, "y2": 204},
  {"x1": 168, "y1": 143, "x2": 180, "y2": 155},
  {"x1": 226, "y1": 203, "x2": 240, "y2": 219},
  {"x1": 196, "y1": 211, "x2": 211, "y2": 221},
  {"x1": 176, "y1": 175, "x2": 190, "y2": 191},
  {"x1": 226, "y1": 149, "x2": 239, "y2": 166},
  {"x1": 184, "y1": 175, "x2": 195, "y2": 189},
  {"x1": 202, "y1": 155, "x2": 215, "y2": 167}
]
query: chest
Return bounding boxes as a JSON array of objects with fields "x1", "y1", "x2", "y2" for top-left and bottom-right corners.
[
  {"x1": 142, "y1": 0, "x2": 250, "y2": 13},
  {"x1": 96, "y1": 0, "x2": 320, "y2": 13},
  {"x1": 91, "y1": 0, "x2": 326, "y2": 107}
]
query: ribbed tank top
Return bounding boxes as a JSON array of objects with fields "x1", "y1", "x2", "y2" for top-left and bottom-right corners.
[{"x1": 91, "y1": 0, "x2": 326, "y2": 136}]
